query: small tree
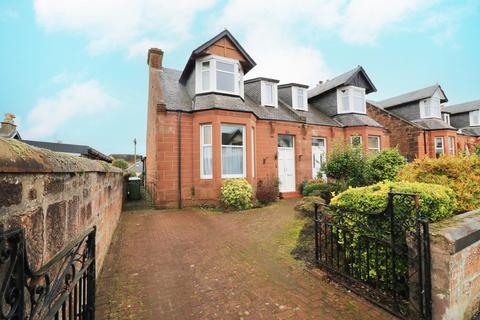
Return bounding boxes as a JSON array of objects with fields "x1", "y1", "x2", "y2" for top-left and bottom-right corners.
[
  {"x1": 112, "y1": 159, "x2": 129, "y2": 170},
  {"x1": 367, "y1": 148, "x2": 406, "y2": 183},
  {"x1": 322, "y1": 144, "x2": 368, "y2": 187}
]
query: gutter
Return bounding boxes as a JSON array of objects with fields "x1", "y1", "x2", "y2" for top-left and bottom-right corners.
[{"x1": 177, "y1": 111, "x2": 182, "y2": 209}]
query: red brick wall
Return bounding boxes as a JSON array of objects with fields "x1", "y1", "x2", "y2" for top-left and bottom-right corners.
[{"x1": 149, "y1": 107, "x2": 391, "y2": 208}]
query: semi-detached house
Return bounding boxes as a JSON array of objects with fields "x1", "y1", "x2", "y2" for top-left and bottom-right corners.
[
  {"x1": 146, "y1": 30, "x2": 389, "y2": 208},
  {"x1": 367, "y1": 85, "x2": 479, "y2": 160}
]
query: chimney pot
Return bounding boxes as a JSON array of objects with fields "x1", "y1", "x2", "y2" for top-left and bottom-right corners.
[{"x1": 147, "y1": 48, "x2": 164, "y2": 69}]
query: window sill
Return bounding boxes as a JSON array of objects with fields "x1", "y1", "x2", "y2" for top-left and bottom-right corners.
[
  {"x1": 200, "y1": 176, "x2": 213, "y2": 180},
  {"x1": 221, "y1": 174, "x2": 245, "y2": 179}
]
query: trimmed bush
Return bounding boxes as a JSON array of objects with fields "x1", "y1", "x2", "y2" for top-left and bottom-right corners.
[
  {"x1": 330, "y1": 181, "x2": 456, "y2": 222},
  {"x1": 256, "y1": 176, "x2": 280, "y2": 204},
  {"x1": 367, "y1": 148, "x2": 406, "y2": 183},
  {"x1": 400, "y1": 155, "x2": 480, "y2": 214},
  {"x1": 302, "y1": 181, "x2": 346, "y2": 204},
  {"x1": 322, "y1": 144, "x2": 368, "y2": 187},
  {"x1": 220, "y1": 179, "x2": 253, "y2": 211},
  {"x1": 112, "y1": 159, "x2": 129, "y2": 170},
  {"x1": 295, "y1": 196, "x2": 323, "y2": 215}
]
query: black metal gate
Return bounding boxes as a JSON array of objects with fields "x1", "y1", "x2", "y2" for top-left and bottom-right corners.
[
  {"x1": 314, "y1": 192, "x2": 432, "y2": 319},
  {"x1": 0, "y1": 227, "x2": 96, "y2": 320}
]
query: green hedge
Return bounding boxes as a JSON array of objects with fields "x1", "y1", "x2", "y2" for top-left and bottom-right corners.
[
  {"x1": 330, "y1": 181, "x2": 456, "y2": 222},
  {"x1": 302, "y1": 181, "x2": 346, "y2": 204},
  {"x1": 400, "y1": 155, "x2": 480, "y2": 214}
]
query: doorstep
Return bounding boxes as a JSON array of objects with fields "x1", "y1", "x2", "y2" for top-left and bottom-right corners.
[{"x1": 279, "y1": 192, "x2": 302, "y2": 199}]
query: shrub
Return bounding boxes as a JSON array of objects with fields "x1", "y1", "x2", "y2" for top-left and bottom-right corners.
[
  {"x1": 220, "y1": 179, "x2": 253, "y2": 211},
  {"x1": 112, "y1": 159, "x2": 129, "y2": 170},
  {"x1": 367, "y1": 148, "x2": 406, "y2": 183},
  {"x1": 295, "y1": 196, "x2": 324, "y2": 215},
  {"x1": 400, "y1": 155, "x2": 480, "y2": 213},
  {"x1": 256, "y1": 176, "x2": 280, "y2": 204},
  {"x1": 322, "y1": 144, "x2": 369, "y2": 187},
  {"x1": 302, "y1": 181, "x2": 346, "y2": 204},
  {"x1": 330, "y1": 181, "x2": 456, "y2": 222}
]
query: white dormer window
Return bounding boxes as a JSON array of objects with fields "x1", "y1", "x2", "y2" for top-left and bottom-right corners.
[
  {"x1": 261, "y1": 81, "x2": 278, "y2": 107},
  {"x1": 420, "y1": 97, "x2": 441, "y2": 118},
  {"x1": 195, "y1": 55, "x2": 244, "y2": 97},
  {"x1": 337, "y1": 86, "x2": 366, "y2": 114},
  {"x1": 292, "y1": 87, "x2": 308, "y2": 111},
  {"x1": 443, "y1": 113, "x2": 450, "y2": 125},
  {"x1": 470, "y1": 110, "x2": 480, "y2": 126}
]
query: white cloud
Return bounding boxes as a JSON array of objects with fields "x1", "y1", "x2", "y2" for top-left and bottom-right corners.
[
  {"x1": 24, "y1": 80, "x2": 118, "y2": 138},
  {"x1": 127, "y1": 38, "x2": 174, "y2": 59},
  {"x1": 33, "y1": 0, "x2": 216, "y2": 55}
]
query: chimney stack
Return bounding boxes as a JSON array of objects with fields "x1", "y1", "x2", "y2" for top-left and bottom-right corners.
[
  {"x1": 0, "y1": 113, "x2": 17, "y2": 137},
  {"x1": 147, "y1": 48, "x2": 164, "y2": 69}
]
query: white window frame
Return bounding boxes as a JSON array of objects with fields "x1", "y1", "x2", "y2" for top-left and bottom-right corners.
[
  {"x1": 367, "y1": 136, "x2": 381, "y2": 154},
  {"x1": 292, "y1": 87, "x2": 308, "y2": 111},
  {"x1": 448, "y1": 136, "x2": 455, "y2": 155},
  {"x1": 336, "y1": 86, "x2": 366, "y2": 114},
  {"x1": 350, "y1": 135, "x2": 362, "y2": 146},
  {"x1": 435, "y1": 137, "x2": 444, "y2": 156},
  {"x1": 470, "y1": 110, "x2": 480, "y2": 126},
  {"x1": 200, "y1": 124, "x2": 213, "y2": 179},
  {"x1": 221, "y1": 124, "x2": 246, "y2": 179},
  {"x1": 420, "y1": 97, "x2": 441, "y2": 119},
  {"x1": 195, "y1": 55, "x2": 244, "y2": 97},
  {"x1": 251, "y1": 127, "x2": 255, "y2": 177},
  {"x1": 443, "y1": 113, "x2": 450, "y2": 125},
  {"x1": 260, "y1": 81, "x2": 278, "y2": 107}
]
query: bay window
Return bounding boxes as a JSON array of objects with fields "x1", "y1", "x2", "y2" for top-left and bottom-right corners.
[
  {"x1": 196, "y1": 56, "x2": 243, "y2": 96},
  {"x1": 435, "y1": 137, "x2": 444, "y2": 157},
  {"x1": 200, "y1": 124, "x2": 212, "y2": 179},
  {"x1": 448, "y1": 136, "x2": 455, "y2": 155},
  {"x1": 470, "y1": 110, "x2": 480, "y2": 126},
  {"x1": 221, "y1": 124, "x2": 245, "y2": 178},
  {"x1": 337, "y1": 86, "x2": 366, "y2": 114},
  {"x1": 368, "y1": 136, "x2": 381, "y2": 154},
  {"x1": 420, "y1": 98, "x2": 441, "y2": 118}
]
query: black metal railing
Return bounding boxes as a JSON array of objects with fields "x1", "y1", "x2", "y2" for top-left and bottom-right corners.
[
  {"x1": 314, "y1": 192, "x2": 432, "y2": 319},
  {"x1": 0, "y1": 227, "x2": 96, "y2": 320}
]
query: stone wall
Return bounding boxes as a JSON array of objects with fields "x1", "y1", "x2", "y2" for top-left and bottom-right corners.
[
  {"x1": 0, "y1": 138, "x2": 124, "y2": 273},
  {"x1": 429, "y1": 209, "x2": 480, "y2": 320}
]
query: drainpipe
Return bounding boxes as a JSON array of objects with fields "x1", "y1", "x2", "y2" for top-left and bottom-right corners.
[
  {"x1": 177, "y1": 111, "x2": 182, "y2": 209},
  {"x1": 423, "y1": 129, "x2": 427, "y2": 157}
]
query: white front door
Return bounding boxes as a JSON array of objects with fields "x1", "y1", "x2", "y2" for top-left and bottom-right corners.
[
  {"x1": 312, "y1": 137, "x2": 327, "y2": 180},
  {"x1": 278, "y1": 135, "x2": 296, "y2": 192}
]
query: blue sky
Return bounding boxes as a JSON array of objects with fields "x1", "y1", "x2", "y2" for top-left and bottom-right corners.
[{"x1": 1, "y1": 0, "x2": 479, "y2": 155}]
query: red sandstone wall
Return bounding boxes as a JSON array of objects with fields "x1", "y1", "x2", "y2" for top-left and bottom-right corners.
[
  {"x1": 0, "y1": 171, "x2": 123, "y2": 273},
  {"x1": 151, "y1": 109, "x2": 390, "y2": 208}
]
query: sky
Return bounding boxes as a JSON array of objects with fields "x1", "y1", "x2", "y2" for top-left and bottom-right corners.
[{"x1": 1, "y1": 0, "x2": 479, "y2": 156}]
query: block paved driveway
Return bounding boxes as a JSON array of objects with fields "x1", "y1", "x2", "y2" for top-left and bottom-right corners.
[{"x1": 96, "y1": 200, "x2": 394, "y2": 320}]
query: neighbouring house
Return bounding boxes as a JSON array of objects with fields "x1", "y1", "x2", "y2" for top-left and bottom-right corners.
[
  {"x1": 0, "y1": 112, "x2": 112, "y2": 162},
  {"x1": 146, "y1": 30, "x2": 389, "y2": 208},
  {"x1": 367, "y1": 84, "x2": 475, "y2": 160},
  {"x1": 22, "y1": 140, "x2": 113, "y2": 162},
  {"x1": 442, "y1": 100, "x2": 480, "y2": 153}
]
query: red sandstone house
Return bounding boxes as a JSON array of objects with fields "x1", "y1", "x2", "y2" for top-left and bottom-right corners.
[
  {"x1": 146, "y1": 30, "x2": 389, "y2": 208},
  {"x1": 367, "y1": 85, "x2": 480, "y2": 160}
]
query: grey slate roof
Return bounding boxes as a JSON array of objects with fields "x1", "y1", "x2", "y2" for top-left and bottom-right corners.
[
  {"x1": 159, "y1": 67, "x2": 384, "y2": 128},
  {"x1": 459, "y1": 126, "x2": 480, "y2": 136},
  {"x1": 22, "y1": 140, "x2": 112, "y2": 162},
  {"x1": 308, "y1": 66, "x2": 377, "y2": 99},
  {"x1": 410, "y1": 118, "x2": 456, "y2": 130},
  {"x1": 378, "y1": 84, "x2": 448, "y2": 109},
  {"x1": 333, "y1": 113, "x2": 384, "y2": 128},
  {"x1": 442, "y1": 100, "x2": 480, "y2": 114}
]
